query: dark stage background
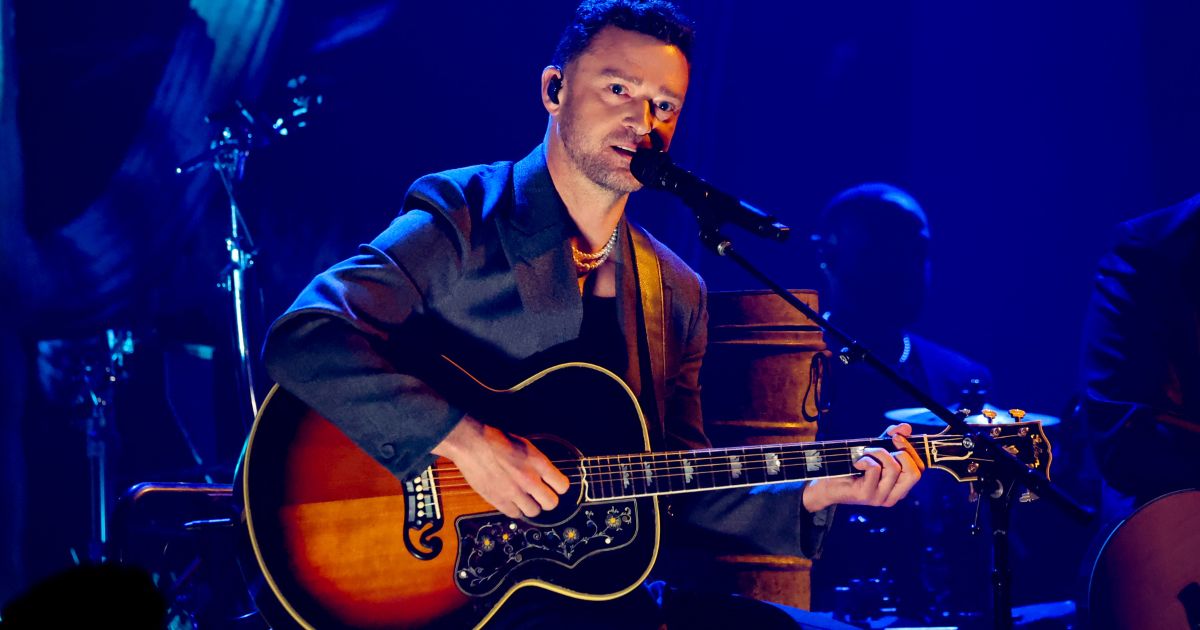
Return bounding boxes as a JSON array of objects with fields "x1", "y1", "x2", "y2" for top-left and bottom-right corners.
[{"x1": 2, "y1": 0, "x2": 1198, "y2": 621}]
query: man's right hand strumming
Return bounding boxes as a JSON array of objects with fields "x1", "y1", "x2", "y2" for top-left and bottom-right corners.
[{"x1": 432, "y1": 416, "x2": 571, "y2": 519}]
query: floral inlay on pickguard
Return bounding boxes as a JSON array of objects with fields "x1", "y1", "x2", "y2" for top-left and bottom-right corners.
[{"x1": 453, "y1": 502, "x2": 638, "y2": 597}]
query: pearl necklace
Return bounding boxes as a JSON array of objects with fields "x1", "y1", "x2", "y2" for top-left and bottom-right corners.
[{"x1": 572, "y1": 227, "x2": 619, "y2": 275}]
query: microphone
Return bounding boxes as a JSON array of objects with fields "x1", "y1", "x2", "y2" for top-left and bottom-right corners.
[{"x1": 631, "y1": 148, "x2": 790, "y2": 241}]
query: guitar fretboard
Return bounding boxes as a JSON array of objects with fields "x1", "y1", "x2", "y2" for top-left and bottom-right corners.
[{"x1": 581, "y1": 438, "x2": 908, "y2": 500}]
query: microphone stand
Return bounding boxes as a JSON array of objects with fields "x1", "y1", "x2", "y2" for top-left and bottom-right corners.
[{"x1": 687, "y1": 213, "x2": 1092, "y2": 630}]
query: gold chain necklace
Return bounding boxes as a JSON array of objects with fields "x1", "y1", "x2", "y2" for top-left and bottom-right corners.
[{"x1": 572, "y1": 227, "x2": 619, "y2": 275}]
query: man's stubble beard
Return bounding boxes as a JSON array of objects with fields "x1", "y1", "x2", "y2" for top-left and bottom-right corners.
[{"x1": 558, "y1": 106, "x2": 641, "y2": 195}]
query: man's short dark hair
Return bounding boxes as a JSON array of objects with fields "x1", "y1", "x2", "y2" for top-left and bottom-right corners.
[
  {"x1": 552, "y1": 0, "x2": 695, "y2": 69},
  {"x1": 817, "y1": 183, "x2": 931, "y2": 241}
]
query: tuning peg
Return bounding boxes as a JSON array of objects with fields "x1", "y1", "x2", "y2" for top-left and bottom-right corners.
[
  {"x1": 1008, "y1": 409, "x2": 1026, "y2": 421},
  {"x1": 981, "y1": 409, "x2": 998, "y2": 423},
  {"x1": 1019, "y1": 489, "x2": 1039, "y2": 503}
]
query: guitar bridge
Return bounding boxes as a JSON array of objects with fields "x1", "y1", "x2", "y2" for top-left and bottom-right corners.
[{"x1": 403, "y1": 466, "x2": 444, "y2": 560}]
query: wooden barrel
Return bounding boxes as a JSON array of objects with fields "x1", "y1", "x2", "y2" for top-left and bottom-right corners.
[
  {"x1": 696, "y1": 289, "x2": 826, "y2": 609},
  {"x1": 703, "y1": 289, "x2": 825, "y2": 447}
]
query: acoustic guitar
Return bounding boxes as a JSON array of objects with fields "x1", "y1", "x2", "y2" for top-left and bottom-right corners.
[
  {"x1": 238, "y1": 359, "x2": 1051, "y2": 629},
  {"x1": 1087, "y1": 489, "x2": 1200, "y2": 629}
]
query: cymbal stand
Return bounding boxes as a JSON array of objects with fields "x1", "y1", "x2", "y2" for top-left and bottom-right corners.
[
  {"x1": 179, "y1": 102, "x2": 263, "y2": 430},
  {"x1": 215, "y1": 131, "x2": 260, "y2": 429},
  {"x1": 80, "y1": 329, "x2": 134, "y2": 562},
  {"x1": 177, "y1": 79, "x2": 322, "y2": 430}
]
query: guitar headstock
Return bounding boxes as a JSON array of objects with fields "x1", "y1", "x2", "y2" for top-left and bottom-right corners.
[{"x1": 924, "y1": 420, "x2": 1052, "y2": 486}]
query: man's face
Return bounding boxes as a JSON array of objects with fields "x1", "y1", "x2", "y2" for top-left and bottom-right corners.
[{"x1": 555, "y1": 26, "x2": 689, "y2": 193}]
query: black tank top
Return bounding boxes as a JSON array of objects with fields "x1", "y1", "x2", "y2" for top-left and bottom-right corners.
[{"x1": 573, "y1": 293, "x2": 627, "y2": 377}]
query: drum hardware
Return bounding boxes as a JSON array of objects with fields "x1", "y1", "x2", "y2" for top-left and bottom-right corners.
[
  {"x1": 36, "y1": 332, "x2": 233, "y2": 565},
  {"x1": 40, "y1": 329, "x2": 137, "y2": 564},
  {"x1": 885, "y1": 405, "x2": 1061, "y2": 427},
  {"x1": 644, "y1": 177, "x2": 1093, "y2": 628},
  {"x1": 113, "y1": 483, "x2": 264, "y2": 628},
  {"x1": 175, "y1": 75, "x2": 323, "y2": 430},
  {"x1": 75, "y1": 77, "x2": 323, "y2": 623}
]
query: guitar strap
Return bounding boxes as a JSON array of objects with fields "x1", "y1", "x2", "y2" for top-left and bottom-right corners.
[{"x1": 629, "y1": 223, "x2": 668, "y2": 427}]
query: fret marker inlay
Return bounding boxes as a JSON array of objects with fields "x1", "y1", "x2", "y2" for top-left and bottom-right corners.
[
  {"x1": 766, "y1": 452, "x2": 781, "y2": 475},
  {"x1": 803, "y1": 449, "x2": 822, "y2": 472}
]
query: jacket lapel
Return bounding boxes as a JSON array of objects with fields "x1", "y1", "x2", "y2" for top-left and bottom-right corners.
[
  {"x1": 495, "y1": 146, "x2": 583, "y2": 350},
  {"x1": 493, "y1": 146, "x2": 668, "y2": 432}
]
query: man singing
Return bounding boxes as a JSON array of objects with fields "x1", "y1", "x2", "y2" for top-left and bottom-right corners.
[{"x1": 264, "y1": 1, "x2": 922, "y2": 626}]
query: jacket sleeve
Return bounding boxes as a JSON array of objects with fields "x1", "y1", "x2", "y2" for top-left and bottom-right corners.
[
  {"x1": 1081, "y1": 222, "x2": 1200, "y2": 503},
  {"x1": 663, "y1": 274, "x2": 834, "y2": 559},
  {"x1": 262, "y1": 175, "x2": 472, "y2": 481}
]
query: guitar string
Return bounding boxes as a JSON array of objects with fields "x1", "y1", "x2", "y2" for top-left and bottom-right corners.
[
  {"x1": 425, "y1": 434, "x2": 1008, "y2": 488},
  {"x1": 427, "y1": 451, "x2": 940, "y2": 482},
  {"x1": 428, "y1": 450, "x2": 914, "y2": 488},
  {"x1": 441, "y1": 434, "x2": 975, "y2": 470},
  {"x1": 427, "y1": 449, "x2": 1013, "y2": 495},
  {"x1": 425, "y1": 463, "x2": 961, "y2": 498},
  {"x1": 427, "y1": 437, "x2": 1001, "y2": 488},
  {"x1": 426, "y1": 459, "x2": 999, "y2": 498},
  {"x1": 505, "y1": 431, "x2": 1015, "y2": 468},
  {"x1": 427, "y1": 454, "x2": 998, "y2": 495}
]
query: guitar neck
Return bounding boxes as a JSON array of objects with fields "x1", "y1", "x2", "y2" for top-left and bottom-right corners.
[{"x1": 582, "y1": 435, "x2": 934, "y2": 501}]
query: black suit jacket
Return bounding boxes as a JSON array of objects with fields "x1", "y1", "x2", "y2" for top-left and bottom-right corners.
[{"x1": 263, "y1": 145, "x2": 828, "y2": 558}]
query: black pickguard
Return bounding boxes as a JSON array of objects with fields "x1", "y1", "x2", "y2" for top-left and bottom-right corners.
[
  {"x1": 454, "y1": 501, "x2": 639, "y2": 597},
  {"x1": 431, "y1": 359, "x2": 662, "y2": 605}
]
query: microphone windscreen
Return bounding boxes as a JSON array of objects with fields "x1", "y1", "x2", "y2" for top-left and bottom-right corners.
[{"x1": 630, "y1": 149, "x2": 672, "y2": 188}]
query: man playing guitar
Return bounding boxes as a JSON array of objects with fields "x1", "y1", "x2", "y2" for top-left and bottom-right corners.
[{"x1": 260, "y1": 1, "x2": 922, "y2": 626}]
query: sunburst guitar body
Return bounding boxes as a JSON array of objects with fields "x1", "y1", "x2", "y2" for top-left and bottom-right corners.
[{"x1": 239, "y1": 360, "x2": 1050, "y2": 629}]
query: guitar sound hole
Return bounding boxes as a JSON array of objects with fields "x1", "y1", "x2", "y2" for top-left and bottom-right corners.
[
  {"x1": 523, "y1": 435, "x2": 587, "y2": 527},
  {"x1": 1179, "y1": 582, "x2": 1200, "y2": 629}
]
